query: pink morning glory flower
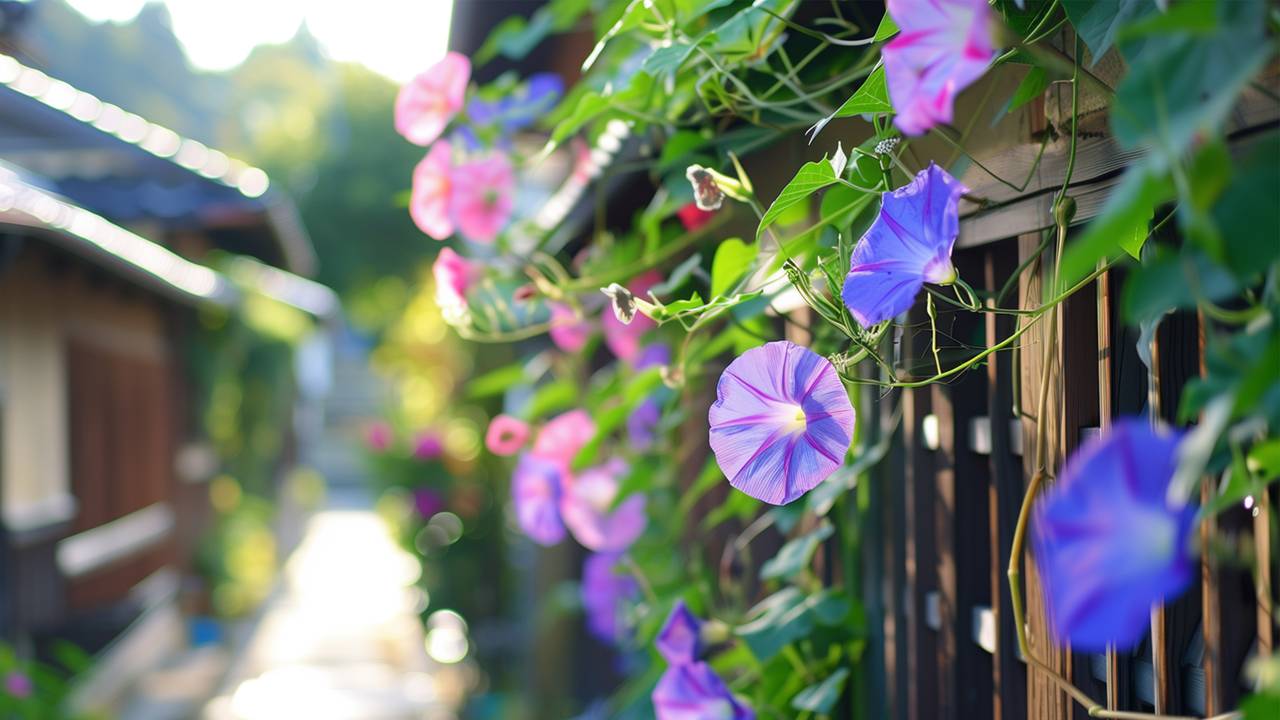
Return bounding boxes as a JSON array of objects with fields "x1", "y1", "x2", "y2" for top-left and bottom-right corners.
[
  {"x1": 365, "y1": 421, "x2": 393, "y2": 452},
  {"x1": 432, "y1": 246, "x2": 476, "y2": 312},
  {"x1": 511, "y1": 453, "x2": 567, "y2": 545},
  {"x1": 450, "y1": 153, "x2": 515, "y2": 244},
  {"x1": 581, "y1": 551, "x2": 638, "y2": 643},
  {"x1": 841, "y1": 163, "x2": 966, "y2": 327},
  {"x1": 395, "y1": 51, "x2": 470, "y2": 146},
  {"x1": 656, "y1": 600, "x2": 702, "y2": 666},
  {"x1": 602, "y1": 271, "x2": 661, "y2": 363},
  {"x1": 1032, "y1": 420, "x2": 1196, "y2": 652},
  {"x1": 653, "y1": 662, "x2": 754, "y2": 720},
  {"x1": 4, "y1": 671, "x2": 31, "y2": 699},
  {"x1": 411, "y1": 141, "x2": 455, "y2": 240},
  {"x1": 708, "y1": 341, "x2": 856, "y2": 505},
  {"x1": 883, "y1": 0, "x2": 995, "y2": 136},
  {"x1": 486, "y1": 414, "x2": 530, "y2": 457},
  {"x1": 549, "y1": 302, "x2": 593, "y2": 353},
  {"x1": 532, "y1": 409, "x2": 597, "y2": 472},
  {"x1": 561, "y1": 459, "x2": 646, "y2": 552},
  {"x1": 412, "y1": 431, "x2": 444, "y2": 460}
]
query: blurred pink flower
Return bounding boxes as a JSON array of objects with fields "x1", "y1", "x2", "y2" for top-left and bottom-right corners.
[
  {"x1": 411, "y1": 141, "x2": 455, "y2": 240},
  {"x1": 883, "y1": 0, "x2": 995, "y2": 136},
  {"x1": 602, "y1": 271, "x2": 661, "y2": 363},
  {"x1": 4, "y1": 671, "x2": 31, "y2": 699},
  {"x1": 549, "y1": 302, "x2": 593, "y2": 353},
  {"x1": 395, "y1": 51, "x2": 470, "y2": 146},
  {"x1": 450, "y1": 154, "x2": 515, "y2": 244},
  {"x1": 677, "y1": 202, "x2": 715, "y2": 231},
  {"x1": 432, "y1": 247, "x2": 476, "y2": 310},
  {"x1": 486, "y1": 414, "x2": 530, "y2": 456},
  {"x1": 412, "y1": 431, "x2": 444, "y2": 460},
  {"x1": 561, "y1": 459, "x2": 646, "y2": 552},
  {"x1": 366, "y1": 421, "x2": 393, "y2": 452},
  {"x1": 532, "y1": 409, "x2": 596, "y2": 471}
]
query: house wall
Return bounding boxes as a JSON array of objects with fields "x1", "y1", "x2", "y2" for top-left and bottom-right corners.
[{"x1": 0, "y1": 242, "x2": 188, "y2": 637}]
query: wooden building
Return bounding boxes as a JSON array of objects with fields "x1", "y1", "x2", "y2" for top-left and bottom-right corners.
[{"x1": 0, "y1": 50, "x2": 336, "y2": 710}]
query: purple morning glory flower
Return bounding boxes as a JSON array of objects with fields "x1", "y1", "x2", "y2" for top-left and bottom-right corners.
[
  {"x1": 511, "y1": 453, "x2": 567, "y2": 545},
  {"x1": 581, "y1": 552, "x2": 638, "y2": 643},
  {"x1": 883, "y1": 0, "x2": 996, "y2": 136},
  {"x1": 627, "y1": 398, "x2": 662, "y2": 451},
  {"x1": 561, "y1": 459, "x2": 647, "y2": 552},
  {"x1": 841, "y1": 163, "x2": 966, "y2": 327},
  {"x1": 628, "y1": 344, "x2": 671, "y2": 450},
  {"x1": 1031, "y1": 419, "x2": 1197, "y2": 652},
  {"x1": 652, "y1": 662, "x2": 754, "y2": 720},
  {"x1": 656, "y1": 600, "x2": 702, "y2": 666},
  {"x1": 708, "y1": 341, "x2": 856, "y2": 505}
]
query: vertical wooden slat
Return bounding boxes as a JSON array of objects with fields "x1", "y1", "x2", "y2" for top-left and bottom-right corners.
[
  {"x1": 985, "y1": 241, "x2": 1028, "y2": 720},
  {"x1": 1097, "y1": 268, "x2": 1123, "y2": 710},
  {"x1": 901, "y1": 308, "x2": 942, "y2": 717},
  {"x1": 932, "y1": 382, "x2": 959, "y2": 719},
  {"x1": 1018, "y1": 232, "x2": 1071, "y2": 720}
]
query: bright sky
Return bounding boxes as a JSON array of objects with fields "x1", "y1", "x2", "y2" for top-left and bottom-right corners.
[{"x1": 63, "y1": 0, "x2": 453, "y2": 83}]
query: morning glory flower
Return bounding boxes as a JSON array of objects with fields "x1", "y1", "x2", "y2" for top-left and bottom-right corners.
[
  {"x1": 883, "y1": 0, "x2": 995, "y2": 136},
  {"x1": 4, "y1": 671, "x2": 31, "y2": 699},
  {"x1": 532, "y1": 409, "x2": 597, "y2": 471},
  {"x1": 450, "y1": 153, "x2": 515, "y2": 244},
  {"x1": 549, "y1": 302, "x2": 593, "y2": 353},
  {"x1": 581, "y1": 552, "x2": 638, "y2": 643},
  {"x1": 1032, "y1": 419, "x2": 1197, "y2": 652},
  {"x1": 628, "y1": 344, "x2": 672, "y2": 451},
  {"x1": 365, "y1": 421, "x2": 393, "y2": 452},
  {"x1": 656, "y1": 600, "x2": 702, "y2": 666},
  {"x1": 652, "y1": 662, "x2": 754, "y2": 720},
  {"x1": 841, "y1": 163, "x2": 966, "y2": 327},
  {"x1": 485, "y1": 414, "x2": 530, "y2": 456},
  {"x1": 511, "y1": 453, "x2": 567, "y2": 545},
  {"x1": 395, "y1": 51, "x2": 471, "y2": 146},
  {"x1": 708, "y1": 341, "x2": 856, "y2": 505},
  {"x1": 411, "y1": 142, "x2": 455, "y2": 240},
  {"x1": 561, "y1": 459, "x2": 647, "y2": 552},
  {"x1": 412, "y1": 431, "x2": 443, "y2": 460},
  {"x1": 413, "y1": 487, "x2": 444, "y2": 519}
]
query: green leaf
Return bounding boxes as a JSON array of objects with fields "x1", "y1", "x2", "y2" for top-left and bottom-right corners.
[
  {"x1": 464, "y1": 362, "x2": 527, "y2": 399},
  {"x1": 760, "y1": 522, "x2": 834, "y2": 580},
  {"x1": 1058, "y1": 164, "x2": 1173, "y2": 289},
  {"x1": 525, "y1": 378, "x2": 579, "y2": 419},
  {"x1": 757, "y1": 160, "x2": 837, "y2": 241},
  {"x1": 641, "y1": 41, "x2": 696, "y2": 83},
  {"x1": 1213, "y1": 132, "x2": 1280, "y2": 280},
  {"x1": 1111, "y1": 1, "x2": 1271, "y2": 169},
  {"x1": 1008, "y1": 66, "x2": 1049, "y2": 113},
  {"x1": 792, "y1": 668, "x2": 850, "y2": 713},
  {"x1": 833, "y1": 65, "x2": 892, "y2": 117},
  {"x1": 872, "y1": 12, "x2": 898, "y2": 42},
  {"x1": 1121, "y1": 248, "x2": 1240, "y2": 325},
  {"x1": 1061, "y1": 0, "x2": 1155, "y2": 64},
  {"x1": 712, "y1": 238, "x2": 758, "y2": 297},
  {"x1": 1248, "y1": 439, "x2": 1280, "y2": 483}
]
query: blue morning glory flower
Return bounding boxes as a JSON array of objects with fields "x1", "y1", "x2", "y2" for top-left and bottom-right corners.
[
  {"x1": 841, "y1": 163, "x2": 967, "y2": 327},
  {"x1": 1031, "y1": 419, "x2": 1197, "y2": 651},
  {"x1": 708, "y1": 341, "x2": 856, "y2": 505},
  {"x1": 656, "y1": 600, "x2": 702, "y2": 666}
]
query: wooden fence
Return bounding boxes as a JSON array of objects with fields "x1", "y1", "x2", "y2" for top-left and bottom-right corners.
[{"x1": 855, "y1": 92, "x2": 1278, "y2": 719}]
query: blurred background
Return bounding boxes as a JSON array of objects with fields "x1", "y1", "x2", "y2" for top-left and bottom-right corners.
[{"x1": 0, "y1": 1, "x2": 583, "y2": 718}]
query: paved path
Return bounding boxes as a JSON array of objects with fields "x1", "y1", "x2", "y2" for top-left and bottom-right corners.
[{"x1": 202, "y1": 505, "x2": 461, "y2": 720}]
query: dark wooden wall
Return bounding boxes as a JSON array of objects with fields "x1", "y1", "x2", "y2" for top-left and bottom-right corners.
[{"x1": 869, "y1": 232, "x2": 1276, "y2": 718}]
